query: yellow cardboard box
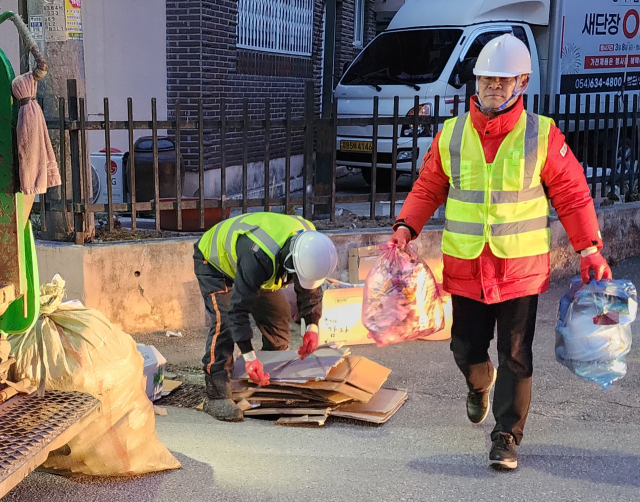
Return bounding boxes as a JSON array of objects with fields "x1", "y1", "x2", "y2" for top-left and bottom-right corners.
[
  {"x1": 319, "y1": 286, "x2": 452, "y2": 346},
  {"x1": 319, "y1": 287, "x2": 374, "y2": 345}
]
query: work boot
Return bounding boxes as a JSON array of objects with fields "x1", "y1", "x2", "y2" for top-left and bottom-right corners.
[
  {"x1": 203, "y1": 374, "x2": 243, "y2": 422},
  {"x1": 489, "y1": 432, "x2": 518, "y2": 470},
  {"x1": 466, "y1": 367, "x2": 497, "y2": 424}
]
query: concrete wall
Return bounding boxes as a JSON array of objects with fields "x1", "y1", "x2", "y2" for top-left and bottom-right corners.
[
  {"x1": 35, "y1": 202, "x2": 640, "y2": 334},
  {"x1": 37, "y1": 237, "x2": 202, "y2": 334}
]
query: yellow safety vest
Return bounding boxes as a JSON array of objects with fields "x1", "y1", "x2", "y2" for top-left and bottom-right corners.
[
  {"x1": 439, "y1": 110, "x2": 552, "y2": 259},
  {"x1": 198, "y1": 213, "x2": 315, "y2": 290}
]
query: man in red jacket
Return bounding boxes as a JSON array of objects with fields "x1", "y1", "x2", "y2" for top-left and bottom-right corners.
[{"x1": 390, "y1": 34, "x2": 612, "y2": 470}]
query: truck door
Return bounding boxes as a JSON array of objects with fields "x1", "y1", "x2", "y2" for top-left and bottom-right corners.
[{"x1": 446, "y1": 26, "x2": 530, "y2": 116}]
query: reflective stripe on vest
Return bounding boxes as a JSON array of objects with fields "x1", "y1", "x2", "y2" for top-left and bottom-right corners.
[
  {"x1": 198, "y1": 213, "x2": 315, "y2": 290},
  {"x1": 439, "y1": 110, "x2": 552, "y2": 259}
]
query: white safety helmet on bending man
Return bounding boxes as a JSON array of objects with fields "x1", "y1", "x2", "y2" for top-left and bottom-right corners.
[
  {"x1": 285, "y1": 230, "x2": 338, "y2": 290},
  {"x1": 473, "y1": 33, "x2": 532, "y2": 114}
]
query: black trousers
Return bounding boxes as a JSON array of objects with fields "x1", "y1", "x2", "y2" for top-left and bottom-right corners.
[
  {"x1": 193, "y1": 245, "x2": 292, "y2": 380},
  {"x1": 450, "y1": 294, "x2": 539, "y2": 445}
]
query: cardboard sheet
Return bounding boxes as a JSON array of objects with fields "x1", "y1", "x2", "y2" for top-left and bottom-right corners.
[
  {"x1": 236, "y1": 398, "x2": 254, "y2": 412},
  {"x1": 272, "y1": 379, "x2": 374, "y2": 403},
  {"x1": 330, "y1": 388, "x2": 408, "y2": 424},
  {"x1": 267, "y1": 356, "x2": 391, "y2": 403},
  {"x1": 161, "y1": 380, "x2": 182, "y2": 396},
  {"x1": 232, "y1": 348, "x2": 348, "y2": 381},
  {"x1": 244, "y1": 407, "x2": 331, "y2": 416},
  {"x1": 335, "y1": 388, "x2": 407, "y2": 414},
  {"x1": 276, "y1": 411, "x2": 329, "y2": 427},
  {"x1": 326, "y1": 356, "x2": 391, "y2": 394},
  {"x1": 319, "y1": 287, "x2": 374, "y2": 346}
]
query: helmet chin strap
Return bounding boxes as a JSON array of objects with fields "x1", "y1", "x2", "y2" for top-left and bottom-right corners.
[
  {"x1": 475, "y1": 75, "x2": 529, "y2": 114},
  {"x1": 284, "y1": 235, "x2": 298, "y2": 274}
]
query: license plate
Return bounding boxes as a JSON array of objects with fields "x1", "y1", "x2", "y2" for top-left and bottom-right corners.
[{"x1": 340, "y1": 140, "x2": 373, "y2": 152}]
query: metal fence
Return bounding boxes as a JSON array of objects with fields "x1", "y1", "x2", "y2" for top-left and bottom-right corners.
[{"x1": 41, "y1": 81, "x2": 640, "y2": 244}]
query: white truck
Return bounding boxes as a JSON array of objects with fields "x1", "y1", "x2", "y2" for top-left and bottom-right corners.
[{"x1": 335, "y1": 0, "x2": 640, "y2": 189}]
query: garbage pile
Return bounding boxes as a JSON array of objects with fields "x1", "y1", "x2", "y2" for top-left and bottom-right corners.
[
  {"x1": 362, "y1": 243, "x2": 445, "y2": 347},
  {"x1": 230, "y1": 346, "x2": 407, "y2": 426},
  {"x1": 9, "y1": 275, "x2": 181, "y2": 476}
]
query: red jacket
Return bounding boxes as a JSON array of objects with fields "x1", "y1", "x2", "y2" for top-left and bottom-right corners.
[{"x1": 395, "y1": 96, "x2": 602, "y2": 304}]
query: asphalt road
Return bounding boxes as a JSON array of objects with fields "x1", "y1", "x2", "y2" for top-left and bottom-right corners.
[{"x1": 5, "y1": 257, "x2": 640, "y2": 502}]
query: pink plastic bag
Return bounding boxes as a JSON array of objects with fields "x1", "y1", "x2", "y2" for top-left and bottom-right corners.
[{"x1": 362, "y1": 243, "x2": 445, "y2": 347}]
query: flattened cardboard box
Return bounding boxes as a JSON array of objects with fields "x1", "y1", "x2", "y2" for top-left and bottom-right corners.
[
  {"x1": 330, "y1": 388, "x2": 408, "y2": 424},
  {"x1": 273, "y1": 356, "x2": 391, "y2": 403}
]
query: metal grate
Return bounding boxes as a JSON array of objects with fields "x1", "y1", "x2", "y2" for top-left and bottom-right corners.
[
  {"x1": 0, "y1": 391, "x2": 99, "y2": 483},
  {"x1": 237, "y1": 0, "x2": 314, "y2": 56},
  {"x1": 154, "y1": 383, "x2": 206, "y2": 409}
]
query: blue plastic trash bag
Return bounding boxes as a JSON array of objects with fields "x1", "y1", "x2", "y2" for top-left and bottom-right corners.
[{"x1": 556, "y1": 278, "x2": 637, "y2": 390}]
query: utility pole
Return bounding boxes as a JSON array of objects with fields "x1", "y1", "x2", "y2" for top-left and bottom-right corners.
[{"x1": 20, "y1": 0, "x2": 93, "y2": 242}]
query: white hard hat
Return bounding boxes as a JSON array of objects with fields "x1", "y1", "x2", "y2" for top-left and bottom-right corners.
[
  {"x1": 289, "y1": 231, "x2": 338, "y2": 290},
  {"x1": 473, "y1": 33, "x2": 532, "y2": 78}
]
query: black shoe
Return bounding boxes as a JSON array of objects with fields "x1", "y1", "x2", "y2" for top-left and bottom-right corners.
[
  {"x1": 489, "y1": 432, "x2": 518, "y2": 470},
  {"x1": 204, "y1": 373, "x2": 243, "y2": 422},
  {"x1": 466, "y1": 368, "x2": 497, "y2": 424}
]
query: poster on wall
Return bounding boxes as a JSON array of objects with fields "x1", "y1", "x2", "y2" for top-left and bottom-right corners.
[
  {"x1": 29, "y1": 15, "x2": 44, "y2": 41},
  {"x1": 560, "y1": 0, "x2": 640, "y2": 94},
  {"x1": 44, "y1": 0, "x2": 66, "y2": 42},
  {"x1": 65, "y1": 0, "x2": 82, "y2": 40}
]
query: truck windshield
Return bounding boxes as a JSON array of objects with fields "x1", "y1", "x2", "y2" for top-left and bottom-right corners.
[{"x1": 341, "y1": 29, "x2": 463, "y2": 86}]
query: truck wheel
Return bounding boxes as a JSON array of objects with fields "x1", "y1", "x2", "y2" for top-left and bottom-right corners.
[
  {"x1": 616, "y1": 138, "x2": 633, "y2": 175},
  {"x1": 360, "y1": 167, "x2": 399, "y2": 192}
]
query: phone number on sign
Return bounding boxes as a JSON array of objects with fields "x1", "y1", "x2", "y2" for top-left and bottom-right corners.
[{"x1": 574, "y1": 76, "x2": 624, "y2": 90}]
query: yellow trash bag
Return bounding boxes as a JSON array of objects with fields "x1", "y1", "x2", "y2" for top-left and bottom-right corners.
[{"x1": 9, "y1": 275, "x2": 181, "y2": 476}]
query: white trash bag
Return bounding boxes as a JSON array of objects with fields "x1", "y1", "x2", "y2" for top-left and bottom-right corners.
[{"x1": 555, "y1": 278, "x2": 636, "y2": 390}]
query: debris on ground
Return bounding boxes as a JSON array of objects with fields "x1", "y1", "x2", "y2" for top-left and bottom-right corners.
[
  {"x1": 155, "y1": 382, "x2": 207, "y2": 409},
  {"x1": 10, "y1": 275, "x2": 181, "y2": 476},
  {"x1": 153, "y1": 405, "x2": 168, "y2": 416},
  {"x1": 312, "y1": 208, "x2": 445, "y2": 231},
  {"x1": 230, "y1": 346, "x2": 407, "y2": 426},
  {"x1": 137, "y1": 344, "x2": 167, "y2": 402},
  {"x1": 161, "y1": 379, "x2": 183, "y2": 397},
  {"x1": 165, "y1": 330, "x2": 183, "y2": 338}
]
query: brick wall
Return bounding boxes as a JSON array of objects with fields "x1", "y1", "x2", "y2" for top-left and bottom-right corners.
[{"x1": 166, "y1": 0, "x2": 375, "y2": 173}]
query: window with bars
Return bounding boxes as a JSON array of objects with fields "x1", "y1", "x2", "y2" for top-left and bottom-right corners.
[
  {"x1": 354, "y1": 0, "x2": 364, "y2": 47},
  {"x1": 237, "y1": 0, "x2": 315, "y2": 56}
]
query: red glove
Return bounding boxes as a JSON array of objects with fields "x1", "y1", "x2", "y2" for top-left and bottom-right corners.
[
  {"x1": 580, "y1": 251, "x2": 613, "y2": 283},
  {"x1": 298, "y1": 330, "x2": 319, "y2": 360},
  {"x1": 390, "y1": 227, "x2": 411, "y2": 250},
  {"x1": 245, "y1": 360, "x2": 270, "y2": 386}
]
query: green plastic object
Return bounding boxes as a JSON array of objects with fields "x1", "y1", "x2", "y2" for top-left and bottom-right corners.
[{"x1": 0, "y1": 44, "x2": 40, "y2": 335}]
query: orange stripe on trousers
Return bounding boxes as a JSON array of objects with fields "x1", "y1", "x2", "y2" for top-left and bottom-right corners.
[{"x1": 206, "y1": 293, "x2": 222, "y2": 373}]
